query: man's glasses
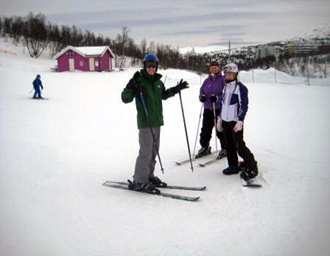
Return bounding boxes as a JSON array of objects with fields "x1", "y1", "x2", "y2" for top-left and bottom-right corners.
[{"x1": 146, "y1": 62, "x2": 157, "y2": 68}]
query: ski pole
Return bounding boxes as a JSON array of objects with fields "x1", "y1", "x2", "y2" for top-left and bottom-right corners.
[
  {"x1": 213, "y1": 102, "x2": 218, "y2": 152},
  {"x1": 192, "y1": 104, "x2": 203, "y2": 157},
  {"x1": 164, "y1": 75, "x2": 167, "y2": 85},
  {"x1": 193, "y1": 75, "x2": 204, "y2": 157},
  {"x1": 178, "y1": 90, "x2": 193, "y2": 172},
  {"x1": 139, "y1": 91, "x2": 164, "y2": 174}
]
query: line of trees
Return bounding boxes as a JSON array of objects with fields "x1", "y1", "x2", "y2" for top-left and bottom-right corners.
[{"x1": 0, "y1": 13, "x2": 139, "y2": 59}]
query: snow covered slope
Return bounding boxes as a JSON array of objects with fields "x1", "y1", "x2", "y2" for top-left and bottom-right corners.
[
  {"x1": 297, "y1": 23, "x2": 330, "y2": 41},
  {"x1": 1, "y1": 39, "x2": 330, "y2": 256}
]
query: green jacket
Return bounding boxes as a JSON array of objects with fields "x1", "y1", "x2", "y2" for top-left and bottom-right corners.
[{"x1": 121, "y1": 70, "x2": 176, "y2": 129}]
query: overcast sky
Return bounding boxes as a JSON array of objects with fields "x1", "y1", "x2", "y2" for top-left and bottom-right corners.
[{"x1": 1, "y1": 0, "x2": 329, "y2": 50}]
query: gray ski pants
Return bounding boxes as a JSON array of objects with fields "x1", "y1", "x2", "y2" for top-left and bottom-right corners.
[{"x1": 134, "y1": 127, "x2": 160, "y2": 183}]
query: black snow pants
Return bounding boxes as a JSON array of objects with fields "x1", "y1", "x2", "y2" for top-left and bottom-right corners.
[
  {"x1": 200, "y1": 109, "x2": 226, "y2": 150},
  {"x1": 222, "y1": 120, "x2": 257, "y2": 169}
]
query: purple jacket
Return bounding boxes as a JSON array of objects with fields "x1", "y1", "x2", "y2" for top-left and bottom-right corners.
[{"x1": 199, "y1": 73, "x2": 225, "y2": 110}]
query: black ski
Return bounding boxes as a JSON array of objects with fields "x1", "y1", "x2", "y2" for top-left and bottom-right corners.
[
  {"x1": 199, "y1": 154, "x2": 226, "y2": 167},
  {"x1": 175, "y1": 157, "x2": 198, "y2": 166},
  {"x1": 30, "y1": 97, "x2": 49, "y2": 100},
  {"x1": 102, "y1": 182, "x2": 200, "y2": 202},
  {"x1": 241, "y1": 178, "x2": 262, "y2": 188},
  {"x1": 199, "y1": 158, "x2": 217, "y2": 167},
  {"x1": 176, "y1": 150, "x2": 219, "y2": 166},
  {"x1": 103, "y1": 181, "x2": 206, "y2": 191}
]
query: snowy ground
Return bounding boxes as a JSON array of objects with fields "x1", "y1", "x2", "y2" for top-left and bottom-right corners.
[{"x1": 1, "y1": 40, "x2": 330, "y2": 256}]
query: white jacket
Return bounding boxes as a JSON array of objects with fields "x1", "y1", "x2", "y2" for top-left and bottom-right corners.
[{"x1": 221, "y1": 81, "x2": 249, "y2": 122}]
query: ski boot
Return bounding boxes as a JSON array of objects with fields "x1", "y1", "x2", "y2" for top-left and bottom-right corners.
[
  {"x1": 195, "y1": 146, "x2": 211, "y2": 158},
  {"x1": 149, "y1": 176, "x2": 167, "y2": 188},
  {"x1": 128, "y1": 180, "x2": 160, "y2": 194},
  {"x1": 222, "y1": 166, "x2": 240, "y2": 175},
  {"x1": 216, "y1": 149, "x2": 227, "y2": 160},
  {"x1": 239, "y1": 162, "x2": 258, "y2": 180}
]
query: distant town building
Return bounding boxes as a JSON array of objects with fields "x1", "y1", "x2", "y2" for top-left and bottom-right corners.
[
  {"x1": 285, "y1": 42, "x2": 318, "y2": 57},
  {"x1": 54, "y1": 46, "x2": 115, "y2": 72},
  {"x1": 256, "y1": 45, "x2": 276, "y2": 59}
]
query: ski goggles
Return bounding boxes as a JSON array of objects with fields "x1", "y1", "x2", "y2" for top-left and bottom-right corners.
[
  {"x1": 145, "y1": 61, "x2": 157, "y2": 68},
  {"x1": 210, "y1": 61, "x2": 219, "y2": 67},
  {"x1": 223, "y1": 65, "x2": 238, "y2": 73}
]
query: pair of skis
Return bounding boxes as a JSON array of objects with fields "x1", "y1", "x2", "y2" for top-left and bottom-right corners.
[
  {"x1": 103, "y1": 181, "x2": 205, "y2": 202},
  {"x1": 175, "y1": 151, "x2": 222, "y2": 167},
  {"x1": 198, "y1": 154, "x2": 226, "y2": 167},
  {"x1": 175, "y1": 157, "x2": 220, "y2": 167},
  {"x1": 175, "y1": 154, "x2": 262, "y2": 188},
  {"x1": 103, "y1": 177, "x2": 261, "y2": 202},
  {"x1": 30, "y1": 97, "x2": 49, "y2": 100}
]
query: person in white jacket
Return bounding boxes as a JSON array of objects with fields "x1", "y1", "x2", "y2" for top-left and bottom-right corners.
[{"x1": 219, "y1": 63, "x2": 258, "y2": 180}]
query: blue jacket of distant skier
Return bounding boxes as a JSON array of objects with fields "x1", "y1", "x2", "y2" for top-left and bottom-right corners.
[
  {"x1": 32, "y1": 77, "x2": 43, "y2": 90},
  {"x1": 199, "y1": 73, "x2": 225, "y2": 110},
  {"x1": 221, "y1": 81, "x2": 248, "y2": 122}
]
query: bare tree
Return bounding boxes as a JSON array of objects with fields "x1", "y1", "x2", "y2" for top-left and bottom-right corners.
[
  {"x1": 140, "y1": 38, "x2": 147, "y2": 57},
  {"x1": 0, "y1": 17, "x2": 2, "y2": 36},
  {"x1": 22, "y1": 12, "x2": 48, "y2": 58},
  {"x1": 11, "y1": 16, "x2": 24, "y2": 45},
  {"x1": 2, "y1": 17, "x2": 12, "y2": 41},
  {"x1": 48, "y1": 23, "x2": 64, "y2": 58},
  {"x1": 148, "y1": 40, "x2": 156, "y2": 54}
]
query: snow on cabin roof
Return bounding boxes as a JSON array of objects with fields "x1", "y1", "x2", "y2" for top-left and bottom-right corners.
[
  {"x1": 53, "y1": 46, "x2": 114, "y2": 59},
  {"x1": 75, "y1": 46, "x2": 108, "y2": 56}
]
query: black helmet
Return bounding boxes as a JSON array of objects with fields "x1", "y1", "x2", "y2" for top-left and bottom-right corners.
[{"x1": 143, "y1": 53, "x2": 159, "y2": 70}]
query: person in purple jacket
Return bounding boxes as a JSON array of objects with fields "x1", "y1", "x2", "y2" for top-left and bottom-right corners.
[
  {"x1": 196, "y1": 60, "x2": 227, "y2": 159},
  {"x1": 220, "y1": 63, "x2": 258, "y2": 180}
]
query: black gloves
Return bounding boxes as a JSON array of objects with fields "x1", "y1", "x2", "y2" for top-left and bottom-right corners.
[
  {"x1": 126, "y1": 72, "x2": 140, "y2": 93},
  {"x1": 210, "y1": 94, "x2": 218, "y2": 103},
  {"x1": 199, "y1": 95, "x2": 206, "y2": 102},
  {"x1": 126, "y1": 78, "x2": 139, "y2": 91},
  {"x1": 173, "y1": 79, "x2": 189, "y2": 94},
  {"x1": 199, "y1": 94, "x2": 218, "y2": 103}
]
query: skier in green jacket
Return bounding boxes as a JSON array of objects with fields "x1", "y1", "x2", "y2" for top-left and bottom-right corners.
[{"x1": 121, "y1": 53, "x2": 188, "y2": 193}]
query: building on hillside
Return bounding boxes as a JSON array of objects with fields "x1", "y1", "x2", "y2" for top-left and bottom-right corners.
[
  {"x1": 54, "y1": 46, "x2": 115, "y2": 72},
  {"x1": 285, "y1": 42, "x2": 318, "y2": 57},
  {"x1": 255, "y1": 45, "x2": 283, "y2": 60},
  {"x1": 286, "y1": 45, "x2": 295, "y2": 57},
  {"x1": 255, "y1": 45, "x2": 276, "y2": 59}
]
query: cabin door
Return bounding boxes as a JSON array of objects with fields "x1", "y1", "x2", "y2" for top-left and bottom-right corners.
[
  {"x1": 89, "y1": 58, "x2": 95, "y2": 71},
  {"x1": 69, "y1": 58, "x2": 75, "y2": 71}
]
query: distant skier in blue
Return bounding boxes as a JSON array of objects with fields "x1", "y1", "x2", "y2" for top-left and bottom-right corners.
[{"x1": 32, "y1": 74, "x2": 43, "y2": 99}]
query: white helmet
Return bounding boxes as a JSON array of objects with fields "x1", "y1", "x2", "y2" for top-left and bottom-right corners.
[{"x1": 223, "y1": 63, "x2": 238, "y2": 74}]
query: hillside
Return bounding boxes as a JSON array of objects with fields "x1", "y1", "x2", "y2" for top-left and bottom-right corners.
[
  {"x1": 195, "y1": 24, "x2": 330, "y2": 78},
  {"x1": 295, "y1": 23, "x2": 330, "y2": 42}
]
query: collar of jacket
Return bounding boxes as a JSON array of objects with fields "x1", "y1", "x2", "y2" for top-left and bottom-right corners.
[
  {"x1": 140, "y1": 69, "x2": 162, "y2": 82},
  {"x1": 208, "y1": 73, "x2": 222, "y2": 81},
  {"x1": 227, "y1": 80, "x2": 236, "y2": 86}
]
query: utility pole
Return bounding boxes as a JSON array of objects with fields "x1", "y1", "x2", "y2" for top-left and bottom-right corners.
[
  {"x1": 228, "y1": 41, "x2": 231, "y2": 62},
  {"x1": 274, "y1": 46, "x2": 280, "y2": 83}
]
